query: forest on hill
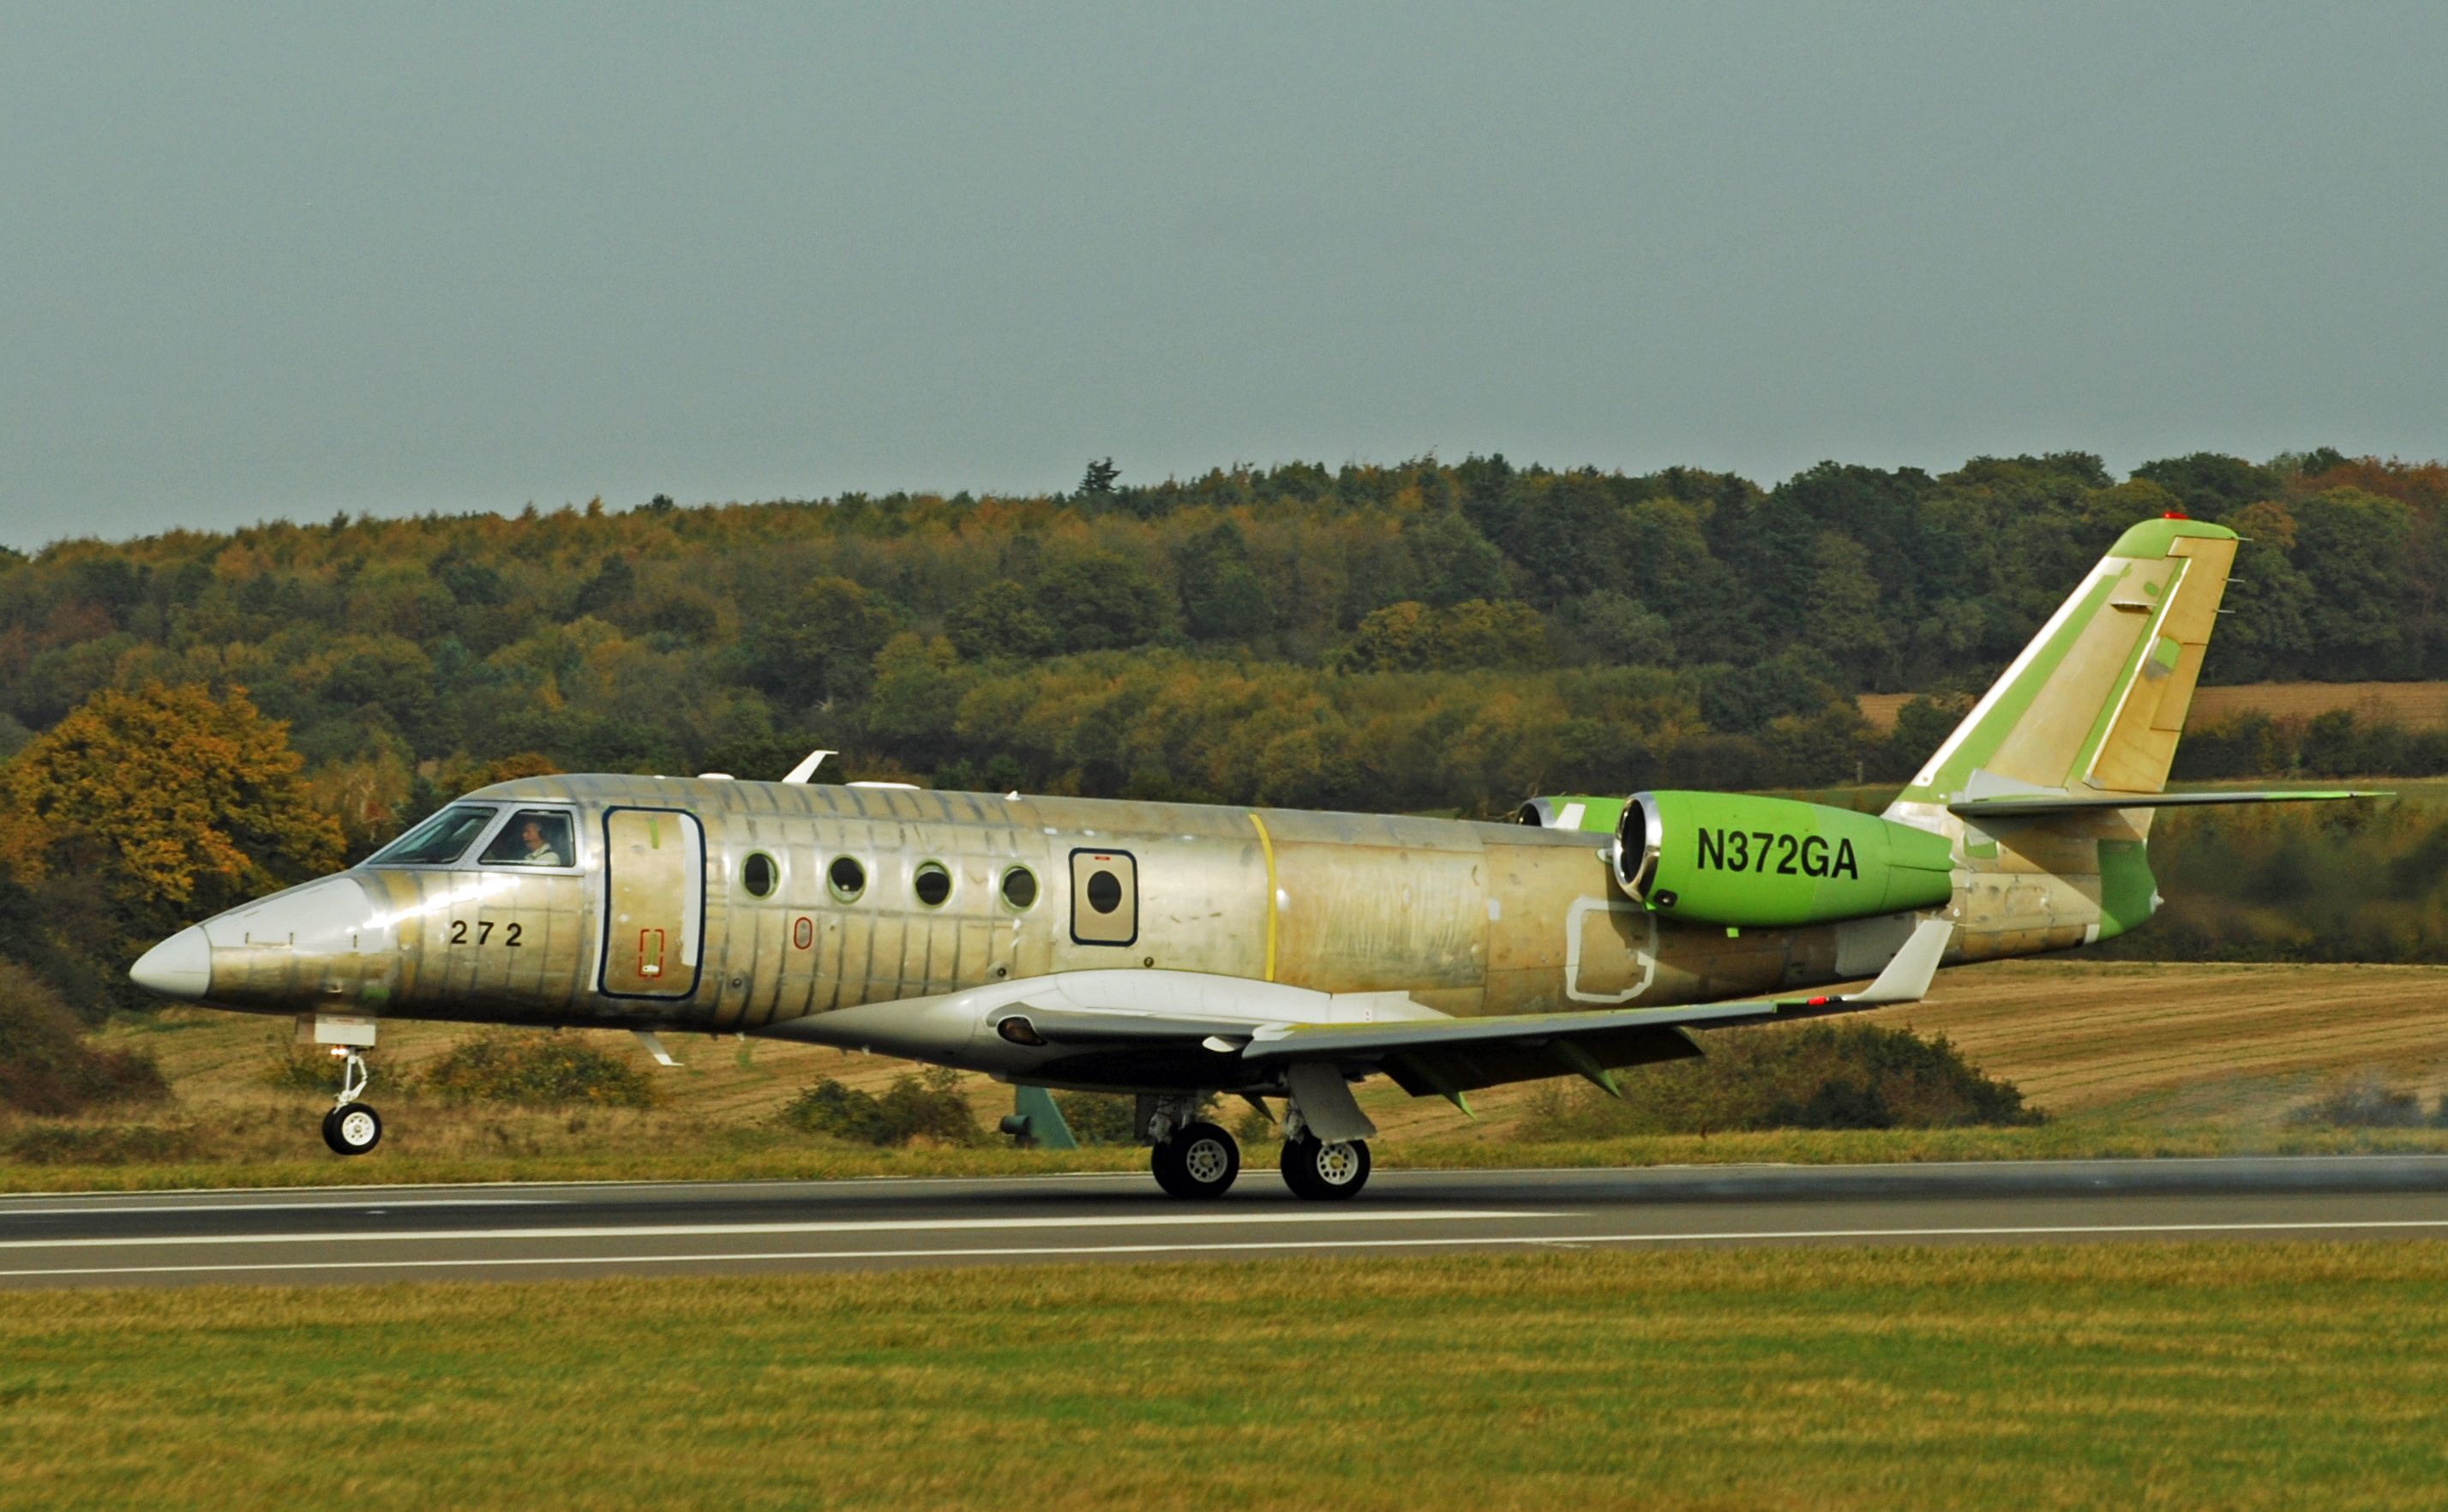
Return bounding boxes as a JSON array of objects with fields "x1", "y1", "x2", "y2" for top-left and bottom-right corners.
[{"x1": 4, "y1": 447, "x2": 2448, "y2": 1010}]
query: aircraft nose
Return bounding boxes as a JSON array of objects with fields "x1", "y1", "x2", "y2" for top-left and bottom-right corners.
[{"x1": 129, "y1": 925, "x2": 213, "y2": 1002}]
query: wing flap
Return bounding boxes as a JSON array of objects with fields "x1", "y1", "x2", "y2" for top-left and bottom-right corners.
[{"x1": 1240, "y1": 995, "x2": 1775, "y2": 1060}]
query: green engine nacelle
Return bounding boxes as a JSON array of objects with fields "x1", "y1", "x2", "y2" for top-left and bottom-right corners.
[{"x1": 1611, "y1": 790, "x2": 1957, "y2": 928}]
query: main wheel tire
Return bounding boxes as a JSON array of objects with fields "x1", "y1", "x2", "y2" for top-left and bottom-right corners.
[
  {"x1": 1151, "y1": 1122, "x2": 1239, "y2": 1198},
  {"x1": 322, "y1": 1103, "x2": 382, "y2": 1156},
  {"x1": 1281, "y1": 1134, "x2": 1370, "y2": 1200}
]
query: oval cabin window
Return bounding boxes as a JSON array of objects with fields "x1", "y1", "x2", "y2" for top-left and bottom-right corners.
[
  {"x1": 828, "y1": 856, "x2": 867, "y2": 903},
  {"x1": 913, "y1": 861, "x2": 952, "y2": 908},
  {"x1": 743, "y1": 853, "x2": 777, "y2": 898},
  {"x1": 1001, "y1": 867, "x2": 1039, "y2": 909},
  {"x1": 1085, "y1": 869, "x2": 1123, "y2": 914}
]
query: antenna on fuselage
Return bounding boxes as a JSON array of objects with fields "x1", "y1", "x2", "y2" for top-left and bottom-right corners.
[{"x1": 781, "y1": 748, "x2": 836, "y2": 784}]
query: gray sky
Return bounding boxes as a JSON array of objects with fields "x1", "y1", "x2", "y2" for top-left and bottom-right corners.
[{"x1": 3, "y1": 3, "x2": 2441, "y2": 549}]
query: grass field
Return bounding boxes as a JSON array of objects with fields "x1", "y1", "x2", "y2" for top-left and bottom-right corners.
[
  {"x1": 2, "y1": 1245, "x2": 2444, "y2": 1509},
  {"x1": 5, "y1": 960, "x2": 2448, "y2": 1191},
  {"x1": 1860, "y1": 680, "x2": 2448, "y2": 732}
]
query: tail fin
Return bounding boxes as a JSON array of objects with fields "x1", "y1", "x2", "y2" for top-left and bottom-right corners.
[{"x1": 1892, "y1": 516, "x2": 2237, "y2": 812}]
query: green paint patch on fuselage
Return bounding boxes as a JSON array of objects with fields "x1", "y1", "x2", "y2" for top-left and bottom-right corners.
[{"x1": 2096, "y1": 838, "x2": 2157, "y2": 939}]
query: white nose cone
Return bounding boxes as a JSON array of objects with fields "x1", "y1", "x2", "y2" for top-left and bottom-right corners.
[{"x1": 129, "y1": 926, "x2": 212, "y2": 1002}]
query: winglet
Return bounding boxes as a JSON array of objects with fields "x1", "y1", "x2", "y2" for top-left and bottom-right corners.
[
  {"x1": 780, "y1": 747, "x2": 837, "y2": 784},
  {"x1": 1839, "y1": 917, "x2": 1954, "y2": 1005}
]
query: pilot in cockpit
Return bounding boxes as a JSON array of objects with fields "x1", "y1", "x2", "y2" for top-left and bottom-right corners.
[{"x1": 482, "y1": 811, "x2": 573, "y2": 867}]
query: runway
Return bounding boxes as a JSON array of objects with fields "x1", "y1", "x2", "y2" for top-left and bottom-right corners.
[{"x1": 5, "y1": 1155, "x2": 2448, "y2": 1289}]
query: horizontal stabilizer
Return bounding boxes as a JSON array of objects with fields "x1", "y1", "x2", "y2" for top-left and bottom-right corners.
[{"x1": 1949, "y1": 789, "x2": 2385, "y2": 819}]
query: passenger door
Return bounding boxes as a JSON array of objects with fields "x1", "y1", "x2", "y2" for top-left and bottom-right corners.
[
  {"x1": 599, "y1": 808, "x2": 705, "y2": 999},
  {"x1": 1069, "y1": 848, "x2": 1138, "y2": 947}
]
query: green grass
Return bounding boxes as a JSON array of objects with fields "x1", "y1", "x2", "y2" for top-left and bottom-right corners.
[{"x1": 2, "y1": 1244, "x2": 2445, "y2": 1509}]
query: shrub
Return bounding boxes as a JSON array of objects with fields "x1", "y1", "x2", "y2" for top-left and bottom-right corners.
[
  {"x1": 420, "y1": 1030, "x2": 660, "y2": 1109},
  {"x1": 263, "y1": 1045, "x2": 347, "y2": 1093},
  {"x1": 0, "y1": 963, "x2": 166, "y2": 1115},
  {"x1": 2286, "y1": 1071, "x2": 2433, "y2": 1129},
  {"x1": 1053, "y1": 1091, "x2": 1143, "y2": 1146},
  {"x1": 1517, "y1": 1021, "x2": 2043, "y2": 1141},
  {"x1": 6, "y1": 1122, "x2": 199, "y2": 1165},
  {"x1": 779, "y1": 1067, "x2": 981, "y2": 1147}
]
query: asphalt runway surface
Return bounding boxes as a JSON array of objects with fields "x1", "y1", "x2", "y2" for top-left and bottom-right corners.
[{"x1": 6, "y1": 1155, "x2": 2448, "y2": 1289}]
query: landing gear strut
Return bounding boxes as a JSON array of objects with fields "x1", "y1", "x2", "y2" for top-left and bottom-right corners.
[
  {"x1": 1145, "y1": 1095, "x2": 1239, "y2": 1197},
  {"x1": 1276, "y1": 1064, "x2": 1372, "y2": 1199},
  {"x1": 321, "y1": 1050, "x2": 382, "y2": 1156}
]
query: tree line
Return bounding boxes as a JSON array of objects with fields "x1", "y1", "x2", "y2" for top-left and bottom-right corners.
[{"x1": 4, "y1": 447, "x2": 2445, "y2": 1011}]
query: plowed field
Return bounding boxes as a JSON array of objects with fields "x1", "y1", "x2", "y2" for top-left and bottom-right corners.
[{"x1": 1869, "y1": 960, "x2": 2448, "y2": 1119}]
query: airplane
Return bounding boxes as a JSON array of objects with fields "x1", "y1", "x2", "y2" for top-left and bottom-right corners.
[{"x1": 128, "y1": 514, "x2": 2375, "y2": 1197}]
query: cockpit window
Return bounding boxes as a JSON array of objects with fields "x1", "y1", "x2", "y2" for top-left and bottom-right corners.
[
  {"x1": 479, "y1": 809, "x2": 578, "y2": 868},
  {"x1": 366, "y1": 806, "x2": 499, "y2": 867}
]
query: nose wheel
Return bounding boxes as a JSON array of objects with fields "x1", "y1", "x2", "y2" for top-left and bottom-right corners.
[
  {"x1": 322, "y1": 1102, "x2": 382, "y2": 1155},
  {"x1": 321, "y1": 1050, "x2": 382, "y2": 1156}
]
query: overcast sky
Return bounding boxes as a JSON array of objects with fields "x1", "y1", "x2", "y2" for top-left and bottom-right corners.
[{"x1": 3, "y1": 3, "x2": 2441, "y2": 549}]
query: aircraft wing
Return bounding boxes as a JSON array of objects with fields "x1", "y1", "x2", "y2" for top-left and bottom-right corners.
[{"x1": 987, "y1": 917, "x2": 1955, "y2": 1099}]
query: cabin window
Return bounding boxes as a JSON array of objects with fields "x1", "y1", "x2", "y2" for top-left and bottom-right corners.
[
  {"x1": 828, "y1": 856, "x2": 867, "y2": 903},
  {"x1": 1001, "y1": 866, "x2": 1039, "y2": 910},
  {"x1": 913, "y1": 861, "x2": 952, "y2": 908},
  {"x1": 366, "y1": 805, "x2": 497, "y2": 867},
  {"x1": 741, "y1": 852, "x2": 778, "y2": 898},
  {"x1": 478, "y1": 809, "x2": 578, "y2": 868}
]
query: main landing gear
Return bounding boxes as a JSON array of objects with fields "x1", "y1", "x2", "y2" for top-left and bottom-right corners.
[
  {"x1": 1280, "y1": 1131, "x2": 1371, "y2": 1201},
  {"x1": 1151, "y1": 1121, "x2": 1240, "y2": 1198},
  {"x1": 1143, "y1": 1094, "x2": 1372, "y2": 1200},
  {"x1": 321, "y1": 1050, "x2": 382, "y2": 1156}
]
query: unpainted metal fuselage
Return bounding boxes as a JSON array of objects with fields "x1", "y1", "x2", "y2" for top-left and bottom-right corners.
[{"x1": 184, "y1": 771, "x2": 2119, "y2": 1093}]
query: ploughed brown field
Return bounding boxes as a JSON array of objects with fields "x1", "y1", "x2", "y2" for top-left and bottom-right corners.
[
  {"x1": 1859, "y1": 680, "x2": 2448, "y2": 732},
  {"x1": 1872, "y1": 960, "x2": 2448, "y2": 1125}
]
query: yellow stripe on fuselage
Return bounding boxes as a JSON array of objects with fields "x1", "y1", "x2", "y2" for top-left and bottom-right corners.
[{"x1": 1248, "y1": 811, "x2": 1278, "y2": 982}]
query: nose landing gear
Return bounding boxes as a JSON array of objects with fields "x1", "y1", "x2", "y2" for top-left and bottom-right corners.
[{"x1": 321, "y1": 1050, "x2": 382, "y2": 1155}]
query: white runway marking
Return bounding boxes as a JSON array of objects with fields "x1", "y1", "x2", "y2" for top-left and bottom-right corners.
[
  {"x1": 3, "y1": 1216, "x2": 2446, "y2": 1281},
  {"x1": 0, "y1": 1209, "x2": 1549, "y2": 1251}
]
